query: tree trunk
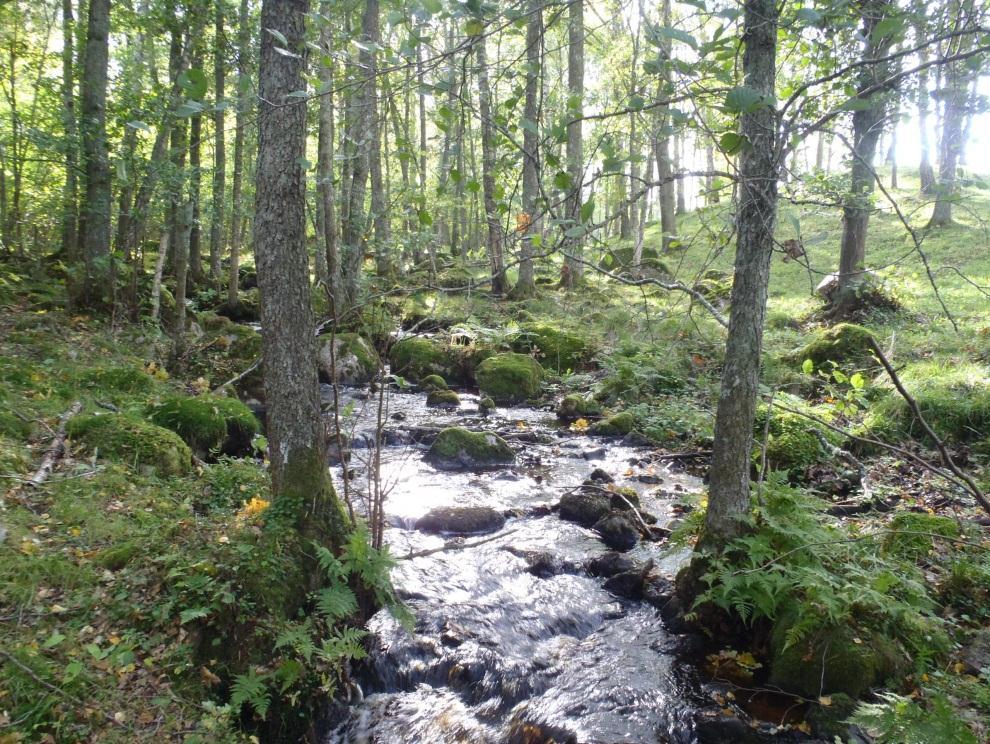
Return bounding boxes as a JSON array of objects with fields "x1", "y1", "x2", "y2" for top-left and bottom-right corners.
[
  {"x1": 563, "y1": 0, "x2": 585, "y2": 284},
  {"x1": 703, "y1": 0, "x2": 779, "y2": 546},
  {"x1": 60, "y1": 0, "x2": 78, "y2": 262},
  {"x1": 477, "y1": 35, "x2": 507, "y2": 295},
  {"x1": 73, "y1": 0, "x2": 111, "y2": 309},
  {"x1": 364, "y1": 0, "x2": 389, "y2": 278},
  {"x1": 170, "y1": 199, "x2": 193, "y2": 365},
  {"x1": 255, "y1": 0, "x2": 348, "y2": 547},
  {"x1": 654, "y1": 0, "x2": 676, "y2": 250},
  {"x1": 833, "y1": 0, "x2": 896, "y2": 315},
  {"x1": 510, "y1": 0, "x2": 541, "y2": 299},
  {"x1": 417, "y1": 32, "x2": 428, "y2": 268},
  {"x1": 316, "y1": 3, "x2": 339, "y2": 296},
  {"x1": 188, "y1": 85, "x2": 204, "y2": 286},
  {"x1": 914, "y1": 6, "x2": 936, "y2": 194},
  {"x1": 228, "y1": 0, "x2": 249, "y2": 307},
  {"x1": 887, "y1": 120, "x2": 898, "y2": 189},
  {"x1": 209, "y1": 0, "x2": 226, "y2": 288},
  {"x1": 675, "y1": 133, "x2": 686, "y2": 214}
]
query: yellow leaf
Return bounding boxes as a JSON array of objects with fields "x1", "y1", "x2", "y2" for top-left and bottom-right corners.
[
  {"x1": 19, "y1": 539, "x2": 38, "y2": 555},
  {"x1": 795, "y1": 721, "x2": 811, "y2": 734},
  {"x1": 818, "y1": 695, "x2": 832, "y2": 707},
  {"x1": 570, "y1": 418, "x2": 589, "y2": 432}
]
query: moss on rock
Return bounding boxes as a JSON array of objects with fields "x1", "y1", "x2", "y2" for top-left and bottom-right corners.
[
  {"x1": 147, "y1": 395, "x2": 259, "y2": 458},
  {"x1": 753, "y1": 395, "x2": 839, "y2": 474},
  {"x1": 317, "y1": 332, "x2": 380, "y2": 385},
  {"x1": 557, "y1": 394, "x2": 603, "y2": 421},
  {"x1": 68, "y1": 413, "x2": 192, "y2": 477},
  {"x1": 599, "y1": 245, "x2": 671, "y2": 277},
  {"x1": 420, "y1": 374, "x2": 448, "y2": 392},
  {"x1": 478, "y1": 397, "x2": 496, "y2": 412},
  {"x1": 475, "y1": 353, "x2": 542, "y2": 404},
  {"x1": 791, "y1": 323, "x2": 876, "y2": 371},
  {"x1": 883, "y1": 511, "x2": 960, "y2": 561},
  {"x1": 590, "y1": 411, "x2": 636, "y2": 436},
  {"x1": 511, "y1": 323, "x2": 596, "y2": 373},
  {"x1": 389, "y1": 337, "x2": 450, "y2": 382},
  {"x1": 76, "y1": 365, "x2": 156, "y2": 395},
  {"x1": 692, "y1": 270, "x2": 733, "y2": 304},
  {"x1": 426, "y1": 427, "x2": 515, "y2": 470},
  {"x1": 426, "y1": 389, "x2": 461, "y2": 408}
]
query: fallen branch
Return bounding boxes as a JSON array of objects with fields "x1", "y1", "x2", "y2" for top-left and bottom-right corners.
[
  {"x1": 212, "y1": 358, "x2": 261, "y2": 395},
  {"x1": 400, "y1": 528, "x2": 518, "y2": 560},
  {"x1": 866, "y1": 336, "x2": 990, "y2": 517},
  {"x1": 27, "y1": 401, "x2": 81, "y2": 488}
]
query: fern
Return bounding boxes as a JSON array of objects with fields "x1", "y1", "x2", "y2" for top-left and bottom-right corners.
[
  {"x1": 850, "y1": 693, "x2": 977, "y2": 744},
  {"x1": 318, "y1": 628, "x2": 368, "y2": 664},
  {"x1": 230, "y1": 669, "x2": 271, "y2": 719},
  {"x1": 315, "y1": 584, "x2": 358, "y2": 621},
  {"x1": 274, "y1": 622, "x2": 318, "y2": 663}
]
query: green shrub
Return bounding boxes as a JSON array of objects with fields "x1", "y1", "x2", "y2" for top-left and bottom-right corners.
[
  {"x1": 753, "y1": 394, "x2": 839, "y2": 473},
  {"x1": 202, "y1": 457, "x2": 270, "y2": 511},
  {"x1": 68, "y1": 413, "x2": 192, "y2": 477},
  {"x1": 849, "y1": 693, "x2": 978, "y2": 744}
]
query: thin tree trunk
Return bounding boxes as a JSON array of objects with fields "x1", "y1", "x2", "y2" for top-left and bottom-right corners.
[
  {"x1": 228, "y1": 0, "x2": 249, "y2": 307},
  {"x1": 60, "y1": 0, "x2": 78, "y2": 262},
  {"x1": 914, "y1": 4, "x2": 936, "y2": 194},
  {"x1": 510, "y1": 0, "x2": 541, "y2": 299},
  {"x1": 73, "y1": 0, "x2": 112, "y2": 309},
  {"x1": 316, "y1": 3, "x2": 338, "y2": 295},
  {"x1": 703, "y1": 0, "x2": 779, "y2": 546},
  {"x1": 255, "y1": 0, "x2": 348, "y2": 548},
  {"x1": 476, "y1": 35, "x2": 507, "y2": 294},
  {"x1": 365, "y1": 0, "x2": 389, "y2": 278},
  {"x1": 188, "y1": 85, "x2": 204, "y2": 286},
  {"x1": 675, "y1": 133, "x2": 686, "y2": 214},
  {"x1": 655, "y1": 0, "x2": 676, "y2": 250},
  {"x1": 209, "y1": 0, "x2": 226, "y2": 288},
  {"x1": 563, "y1": 0, "x2": 584, "y2": 283}
]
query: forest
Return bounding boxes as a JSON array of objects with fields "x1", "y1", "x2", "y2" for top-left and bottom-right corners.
[{"x1": 1, "y1": 0, "x2": 990, "y2": 741}]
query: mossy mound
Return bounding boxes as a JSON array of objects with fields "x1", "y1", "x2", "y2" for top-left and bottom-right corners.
[
  {"x1": 510, "y1": 323, "x2": 596, "y2": 373},
  {"x1": 68, "y1": 413, "x2": 192, "y2": 477},
  {"x1": 435, "y1": 264, "x2": 477, "y2": 292},
  {"x1": 557, "y1": 394, "x2": 603, "y2": 421},
  {"x1": 791, "y1": 323, "x2": 876, "y2": 371},
  {"x1": 425, "y1": 427, "x2": 515, "y2": 470},
  {"x1": 389, "y1": 337, "x2": 455, "y2": 383},
  {"x1": 75, "y1": 365, "x2": 156, "y2": 395},
  {"x1": 692, "y1": 270, "x2": 733, "y2": 303},
  {"x1": 188, "y1": 313, "x2": 262, "y2": 395},
  {"x1": 420, "y1": 374, "x2": 448, "y2": 392},
  {"x1": 861, "y1": 361, "x2": 990, "y2": 444},
  {"x1": 426, "y1": 389, "x2": 461, "y2": 408},
  {"x1": 478, "y1": 397, "x2": 496, "y2": 412},
  {"x1": 218, "y1": 288, "x2": 261, "y2": 323},
  {"x1": 317, "y1": 333, "x2": 380, "y2": 385},
  {"x1": 475, "y1": 353, "x2": 543, "y2": 404},
  {"x1": 769, "y1": 616, "x2": 905, "y2": 698},
  {"x1": 147, "y1": 395, "x2": 259, "y2": 458},
  {"x1": 590, "y1": 411, "x2": 636, "y2": 436},
  {"x1": 883, "y1": 511, "x2": 961, "y2": 561},
  {"x1": 753, "y1": 395, "x2": 839, "y2": 473},
  {"x1": 95, "y1": 542, "x2": 140, "y2": 571},
  {"x1": 599, "y1": 245, "x2": 671, "y2": 277}
]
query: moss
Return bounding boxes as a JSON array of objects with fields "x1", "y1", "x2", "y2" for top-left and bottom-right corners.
[
  {"x1": 94, "y1": 542, "x2": 140, "y2": 570},
  {"x1": 426, "y1": 427, "x2": 515, "y2": 469},
  {"x1": 475, "y1": 353, "x2": 543, "y2": 404},
  {"x1": 806, "y1": 692, "x2": 858, "y2": 739},
  {"x1": 511, "y1": 323, "x2": 596, "y2": 373},
  {"x1": 862, "y1": 361, "x2": 990, "y2": 444},
  {"x1": 147, "y1": 395, "x2": 259, "y2": 458},
  {"x1": 883, "y1": 511, "x2": 961, "y2": 561},
  {"x1": 770, "y1": 618, "x2": 905, "y2": 698},
  {"x1": 599, "y1": 245, "x2": 671, "y2": 276},
  {"x1": 753, "y1": 395, "x2": 839, "y2": 473},
  {"x1": 420, "y1": 374, "x2": 448, "y2": 392},
  {"x1": 478, "y1": 396, "x2": 496, "y2": 411},
  {"x1": 692, "y1": 270, "x2": 733, "y2": 303},
  {"x1": 75, "y1": 365, "x2": 155, "y2": 395},
  {"x1": 0, "y1": 434, "x2": 31, "y2": 474},
  {"x1": 0, "y1": 410, "x2": 32, "y2": 440},
  {"x1": 791, "y1": 323, "x2": 876, "y2": 371},
  {"x1": 426, "y1": 389, "x2": 461, "y2": 408},
  {"x1": 557, "y1": 394, "x2": 603, "y2": 421},
  {"x1": 590, "y1": 411, "x2": 636, "y2": 436},
  {"x1": 317, "y1": 332, "x2": 380, "y2": 385},
  {"x1": 388, "y1": 337, "x2": 451, "y2": 382},
  {"x1": 68, "y1": 413, "x2": 192, "y2": 477},
  {"x1": 940, "y1": 557, "x2": 990, "y2": 621}
]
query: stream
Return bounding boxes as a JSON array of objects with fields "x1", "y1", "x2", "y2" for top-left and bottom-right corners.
[{"x1": 320, "y1": 385, "x2": 792, "y2": 744}]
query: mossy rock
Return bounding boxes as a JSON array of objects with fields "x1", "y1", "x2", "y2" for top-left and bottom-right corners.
[
  {"x1": 426, "y1": 389, "x2": 461, "y2": 408},
  {"x1": 599, "y1": 245, "x2": 671, "y2": 277},
  {"x1": 558, "y1": 492, "x2": 611, "y2": 528},
  {"x1": 883, "y1": 511, "x2": 960, "y2": 561},
  {"x1": 425, "y1": 427, "x2": 515, "y2": 470},
  {"x1": 317, "y1": 333, "x2": 380, "y2": 385},
  {"x1": 805, "y1": 693, "x2": 858, "y2": 739},
  {"x1": 68, "y1": 414, "x2": 192, "y2": 477},
  {"x1": 218, "y1": 288, "x2": 261, "y2": 323},
  {"x1": 790, "y1": 323, "x2": 876, "y2": 371},
  {"x1": 861, "y1": 362, "x2": 990, "y2": 444},
  {"x1": 388, "y1": 337, "x2": 453, "y2": 383},
  {"x1": 769, "y1": 616, "x2": 905, "y2": 698},
  {"x1": 478, "y1": 397, "x2": 496, "y2": 412},
  {"x1": 511, "y1": 323, "x2": 596, "y2": 373},
  {"x1": 753, "y1": 395, "x2": 839, "y2": 474},
  {"x1": 475, "y1": 353, "x2": 543, "y2": 404},
  {"x1": 435, "y1": 265, "x2": 477, "y2": 292},
  {"x1": 147, "y1": 395, "x2": 259, "y2": 458},
  {"x1": 415, "y1": 506, "x2": 506, "y2": 535},
  {"x1": 590, "y1": 411, "x2": 636, "y2": 436},
  {"x1": 557, "y1": 394, "x2": 603, "y2": 421},
  {"x1": 95, "y1": 542, "x2": 140, "y2": 571},
  {"x1": 420, "y1": 374, "x2": 448, "y2": 392},
  {"x1": 692, "y1": 270, "x2": 733, "y2": 303}
]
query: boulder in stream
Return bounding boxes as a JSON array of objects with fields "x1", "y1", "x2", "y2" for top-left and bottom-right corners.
[
  {"x1": 593, "y1": 512, "x2": 640, "y2": 551},
  {"x1": 425, "y1": 427, "x2": 515, "y2": 470},
  {"x1": 475, "y1": 353, "x2": 543, "y2": 404},
  {"x1": 557, "y1": 492, "x2": 610, "y2": 528},
  {"x1": 426, "y1": 389, "x2": 461, "y2": 409},
  {"x1": 415, "y1": 506, "x2": 506, "y2": 535},
  {"x1": 317, "y1": 332, "x2": 380, "y2": 385}
]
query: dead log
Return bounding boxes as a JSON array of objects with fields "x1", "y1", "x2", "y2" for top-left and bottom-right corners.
[{"x1": 27, "y1": 401, "x2": 82, "y2": 488}]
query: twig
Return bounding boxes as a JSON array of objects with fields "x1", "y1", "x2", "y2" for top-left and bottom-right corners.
[
  {"x1": 400, "y1": 528, "x2": 518, "y2": 560},
  {"x1": 0, "y1": 650, "x2": 130, "y2": 730},
  {"x1": 211, "y1": 358, "x2": 261, "y2": 394},
  {"x1": 27, "y1": 402, "x2": 81, "y2": 488},
  {"x1": 866, "y1": 337, "x2": 990, "y2": 517}
]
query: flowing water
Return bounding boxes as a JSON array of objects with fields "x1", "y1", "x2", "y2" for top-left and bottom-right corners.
[{"x1": 321, "y1": 386, "x2": 785, "y2": 744}]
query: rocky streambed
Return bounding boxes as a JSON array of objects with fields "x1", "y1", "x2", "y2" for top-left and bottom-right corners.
[{"x1": 319, "y1": 384, "x2": 809, "y2": 744}]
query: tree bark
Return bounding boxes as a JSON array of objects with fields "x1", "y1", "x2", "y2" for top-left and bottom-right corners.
[
  {"x1": 654, "y1": 0, "x2": 676, "y2": 250},
  {"x1": 188, "y1": 75, "x2": 205, "y2": 287},
  {"x1": 228, "y1": 0, "x2": 250, "y2": 307},
  {"x1": 476, "y1": 35, "x2": 507, "y2": 294},
  {"x1": 563, "y1": 0, "x2": 585, "y2": 283},
  {"x1": 60, "y1": 0, "x2": 78, "y2": 262},
  {"x1": 510, "y1": 0, "x2": 541, "y2": 299},
  {"x1": 703, "y1": 0, "x2": 779, "y2": 546},
  {"x1": 364, "y1": 0, "x2": 390, "y2": 278},
  {"x1": 315, "y1": 2, "x2": 339, "y2": 297},
  {"x1": 255, "y1": 0, "x2": 348, "y2": 546},
  {"x1": 832, "y1": 0, "x2": 896, "y2": 315},
  {"x1": 73, "y1": 0, "x2": 112, "y2": 309},
  {"x1": 914, "y1": 3, "x2": 936, "y2": 194},
  {"x1": 209, "y1": 0, "x2": 226, "y2": 288}
]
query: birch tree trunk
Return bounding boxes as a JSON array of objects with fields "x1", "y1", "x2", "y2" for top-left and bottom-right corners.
[
  {"x1": 476, "y1": 35, "x2": 507, "y2": 294},
  {"x1": 510, "y1": 0, "x2": 540, "y2": 299},
  {"x1": 563, "y1": 0, "x2": 584, "y2": 284}
]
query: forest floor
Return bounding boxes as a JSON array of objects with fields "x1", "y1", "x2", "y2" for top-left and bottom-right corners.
[{"x1": 2, "y1": 170, "x2": 990, "y2": 741}]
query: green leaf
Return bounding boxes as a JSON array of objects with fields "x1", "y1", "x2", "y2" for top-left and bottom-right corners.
[
  {"x1": 422, "y1": 0, "x2": 442, "y2": 14},
  {"x1": 580, "y1": 199, "x2": 595, "y2": 222},
  {"x1": 266, "y1": 28, "x2": 288, "y2": 46},
  {"x1": 724, "y1": 86, "x2": 770, "y2": 115},
  {"x1": 850, "y1": 372, "x2": 865, "y2": 389},
  {"x1": 719, "y1": 131, "x2": 748, "y2": 155},
  {"x1": 802, "y1": 359, "x2": 814, "y2": 375},
  {"x1": 553, "y1": 171, "x2": 572, "y2": 190},
  {"x1": 519, "y1": 117, "x2": 539, "y2": 133},
  {"x1": 651, "y1": 25, "x2": 698, "y2": 50},
  {"x1": 418, "y1": 209, "x2": 433, "y2": 226},
  {"x1": 179, "y1": 607, "x2": 210, "y2": 624},
  {"x1": 43, "y1": 632, "x2": 66, "y2": 649},
  {"x1": 872, "y1": 17, "x2": 904, "y2": 40},
  {"x1": 127, "y1": 120, "x2": 152, "y2": 132},
  {"x1": 463, "y1": 18, "x2": 484, "y2": 36},
  {"x1": 178, "y1": 68, "x2": 208, "y2": 100},
  {"x1": 564, "y1": 226, "x2": 586, "y2": 238},
  {"x1": 628, "y1": 94, "x2": 646, "y2": 110},
  {"x1": 316, "y1": 585, "x2": 358, "y2": 620},
  {"x1": 795, "y1": 7, "x2": 822, "y2": 24}
]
